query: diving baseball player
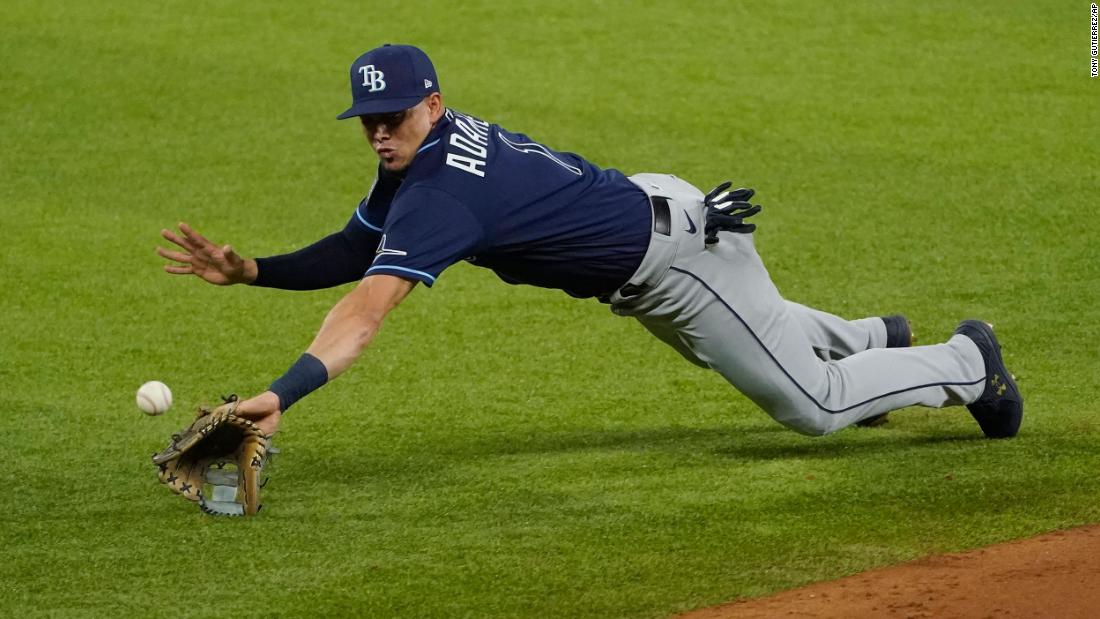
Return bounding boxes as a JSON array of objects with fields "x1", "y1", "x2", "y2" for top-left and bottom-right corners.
[{"x1": 157, "y1": 44, "x2": 1023, "y2": 442}]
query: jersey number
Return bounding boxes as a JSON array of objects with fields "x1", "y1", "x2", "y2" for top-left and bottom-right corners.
[{"x1": 496, "y1": 132, "x2": 582, "y2": 176}]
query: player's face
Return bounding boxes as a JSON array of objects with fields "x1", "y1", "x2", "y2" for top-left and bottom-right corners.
[{"x1": 361, "y1": 93, "x2": 444, "y2": 173}]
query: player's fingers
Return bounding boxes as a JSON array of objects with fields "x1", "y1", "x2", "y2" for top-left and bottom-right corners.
[
  {"x1": 728, "y1": 187, "x2": 755, "y2": 201},
  {"x1": 155, "y1": 247, "x2": 192, "y2": 263},
  {"x1": 163, "y1": 264, "x2": 193, "y2": 275},
  {"x1": 221, "y1": 244, "x2": 243, "y2": 264},
  {"x1": 704, "y1": 181, "x2": 732, "y2": 203},
  {"x1": 161, "y1": 228, "x2": 198, "y2": 252},
  {"x1": 179, "y1": 222, "x2": 215, "y2": 248}
]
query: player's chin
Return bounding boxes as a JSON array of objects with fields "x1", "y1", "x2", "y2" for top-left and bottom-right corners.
[{"x1": 379, "y1": 157, "x2": 411, "y2": 173}]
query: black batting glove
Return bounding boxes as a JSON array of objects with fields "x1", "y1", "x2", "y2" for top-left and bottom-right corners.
[{"x1": 703, "y1": 181, "x2": 762, "y2": 245}]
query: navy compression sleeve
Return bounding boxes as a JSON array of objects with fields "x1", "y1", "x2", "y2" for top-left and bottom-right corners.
[
  {"x1": 268, "y1": 353, "x2": 329, "y2": 412},
  {"x1": 251, "y1": 217, "x2": 380, "y2": 290}
]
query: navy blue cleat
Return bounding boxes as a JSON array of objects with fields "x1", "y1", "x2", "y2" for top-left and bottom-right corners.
[
  {"x1": 882, "y1": 315, "x2": 914, "y2": 349},
  {"x1": 954, "y1": 320, "x2": 1023, "y2": 439},
  {"x1": 856, "y1": 315, "x2": 915, "y2": 428}
]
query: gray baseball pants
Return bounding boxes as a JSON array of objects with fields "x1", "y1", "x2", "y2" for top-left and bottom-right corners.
[{"x1": 610, "y1": 174, "x2": 987, "y2": 436}]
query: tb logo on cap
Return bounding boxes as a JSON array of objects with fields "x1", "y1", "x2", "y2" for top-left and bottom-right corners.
[{"x1": 358, "y1": 64, "x2": 386, "y2": 92}]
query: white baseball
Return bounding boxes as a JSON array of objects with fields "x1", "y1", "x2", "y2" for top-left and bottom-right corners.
[{"x1": 136, "y1": 381, "x2": 173, "y2": 416}]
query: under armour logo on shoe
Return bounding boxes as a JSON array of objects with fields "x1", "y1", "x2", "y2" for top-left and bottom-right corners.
[
  {"x1": 992, "y1": 374, "x2": 1007, "y2": 396},
  {"x1": 359, "y1": 64, "x2": 387, "y2": 92}
]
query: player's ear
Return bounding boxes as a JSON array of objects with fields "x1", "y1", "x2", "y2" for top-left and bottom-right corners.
[{"x1": 426, "y1": 93, "x2": 444, "y2": 122}]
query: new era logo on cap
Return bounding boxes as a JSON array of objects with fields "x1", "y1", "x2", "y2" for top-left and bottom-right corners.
[{"x1": 337, "y1": 44, "x2": 440, "y2": 119}]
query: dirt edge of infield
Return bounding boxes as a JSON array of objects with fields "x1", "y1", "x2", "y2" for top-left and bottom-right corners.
[{"x1": 679, "y1": 524, "x2": 1100, "y2": 619}]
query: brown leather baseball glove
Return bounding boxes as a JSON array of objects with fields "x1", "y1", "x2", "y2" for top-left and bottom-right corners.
[{"x1": 152, "y1": 394, "x2": 270, "y2": 516}]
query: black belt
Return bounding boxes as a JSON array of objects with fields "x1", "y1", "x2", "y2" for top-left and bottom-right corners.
[{"x1": 650, "y1": 195, "x2": 672, "y2": 236}]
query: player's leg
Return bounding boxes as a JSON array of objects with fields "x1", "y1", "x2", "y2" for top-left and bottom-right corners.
[
  {"x1": 785, "y1": 302, "x2": 886, "y2": 360},
  {"x1": 635, "y1": 319, "x2": 708, "y2": 368},
  {"x1": 637, "y1": 302, "x2": 894, "y2": 373},
  {"x1": 624, "y1": 230, "x2": 986, "y2": 436},
  {"x1": 612, "y1": 173, "x2": 1009, "y2": 437},
  {"x1": 692, "y1": 233, "x2": 982, "y2": 434},
  {"x1": 785, "y1": 304, "x2": 914, "y2": 427}
]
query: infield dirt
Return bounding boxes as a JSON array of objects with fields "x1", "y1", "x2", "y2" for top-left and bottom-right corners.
[{"x1": 681, "y1": 524, "x2": 1100, "y2": 618}]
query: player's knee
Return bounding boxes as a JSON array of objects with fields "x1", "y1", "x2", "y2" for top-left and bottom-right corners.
[
  {"x1": 762, "y1": 400, "x2": 840, "y2": 437},
  {"x1": 722, "y1": 369, "x2": 843, "y2": 436},
  {"x1": 781, "y1": 415, "x2": 836, "y2": 437}
]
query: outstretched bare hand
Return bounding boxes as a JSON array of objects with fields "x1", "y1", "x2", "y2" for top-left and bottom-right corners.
[
  {"x1": 156, "y1": 222, "x2": 257, "y2": 285},
  {"x1": 235, "y1": 391, "x2": 283, "y2": 437}
]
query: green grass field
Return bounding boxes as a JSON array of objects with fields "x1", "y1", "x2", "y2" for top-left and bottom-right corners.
[{"x1": 2, "y1": 1, "x2": 1097, "y2": 617}]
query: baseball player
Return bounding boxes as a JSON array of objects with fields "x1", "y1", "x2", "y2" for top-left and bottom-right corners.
[{"x1": 157, "y1": 44, "x2": 1022, "y2": 442}]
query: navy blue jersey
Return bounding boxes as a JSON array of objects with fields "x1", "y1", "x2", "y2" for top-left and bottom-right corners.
[{"x1": 352, "y1": 109, "x2": 652, "y2": 298}]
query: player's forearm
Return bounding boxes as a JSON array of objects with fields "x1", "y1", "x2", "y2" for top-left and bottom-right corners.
[
  {"x1": 305, "y1": 293, "x2": 386, "y2": 380},
  {"x1": 251, "y1": 222, "x2": 380, "y2": 290},
  {"x1": 251, "y1": 234, "x2": 360, "y2": 290},
  {"x1": 262, "y1": 306, "x2": 377, "y2": 414},
  {"x1": 266, "y1": 275, "x2": 415, "y2": 413}
]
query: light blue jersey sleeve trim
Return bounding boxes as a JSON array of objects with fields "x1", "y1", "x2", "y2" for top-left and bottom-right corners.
[
  {"x1": 416, "y1": 138, "x2": 441, "y2": 154},
  {"x1": 365, "y1": 264, "x2": 437, "y2": 285},
  {"x1": 354, "y1": 207, "x2": 383, "y2": 232}
]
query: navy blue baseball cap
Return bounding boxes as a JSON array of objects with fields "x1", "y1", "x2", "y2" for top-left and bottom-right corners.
[{"x1": 337, "y1": 44, "x2": 440, "y2": 119}]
